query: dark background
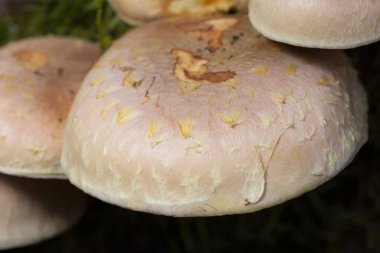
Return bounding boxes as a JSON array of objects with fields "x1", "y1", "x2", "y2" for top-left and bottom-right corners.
[{"x1": 1, "y1": 0, "x2": 379, "y2": 252}]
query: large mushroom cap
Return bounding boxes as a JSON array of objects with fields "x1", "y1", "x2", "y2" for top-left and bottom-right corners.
[
  {"x1": 108, "y1": 0, "x2": 248, "y2": 24},
  {"x1": 0, "y1": 36, "x2": 100, "y2": 179},
  {"x1": 0, "y1": 174, "x2": 87, "y2": 250},
  {"x1": 249, "y1": 0, "x2": 380, "y2": 49},
  {"x1": 62, "y1": 15, "x2": 367, "y2": 217}
]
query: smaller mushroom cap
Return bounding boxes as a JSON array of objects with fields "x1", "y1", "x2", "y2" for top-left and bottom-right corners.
[
  {"x1": 108, "y1": 0, "x2": 248, "y2": 24},
  {"x1": 0, "y1": 36, "x2": 100, "y2": 179},
  {"x1": 249, "y1": 0, "x2": 380, "y2": 49},
  {"x1": 0, "y1": 174, "x2": 87, "y2": 250}
]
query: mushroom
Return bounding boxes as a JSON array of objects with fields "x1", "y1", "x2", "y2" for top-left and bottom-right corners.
[
  {"x1": 0, "y1": 173, "x2": 87, "y2": 250},
  {"x1": 0, "y1": 36, "x2": 100, "y2": 179},
  {"x1": 248, "y1": 0, "x2": 380, "y2": 49},
  {"x1": 62, "y1": 15, "x2": 367, "y2": 216},
  {"x1": 108, "y1": 0, "x2": 248, "y2": 24}
]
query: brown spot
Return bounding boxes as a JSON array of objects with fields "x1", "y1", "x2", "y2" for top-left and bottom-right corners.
[
  {"x1": 57, "y1": 67, "x2": 64, "y2": 76},
  {"x1": 171, "y1": 49, "x2": 235, "y2": 84},
  {"x1": 179, "y1": 18, "x2": 238, "y2": 52},
  {"x1": 13, "y1": 49, "x2": 49, "y2": 72},
  {"x1": 119, "y1": 66, "x2": 135, "y2": 72}
]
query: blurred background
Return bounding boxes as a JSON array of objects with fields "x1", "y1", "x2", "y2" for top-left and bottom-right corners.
[{"x1": 0, "y1": 0, "x2": 379, "y2": 252}]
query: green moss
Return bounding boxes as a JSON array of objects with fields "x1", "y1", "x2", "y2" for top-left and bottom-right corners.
[{"x1": 0, "y1": 0, "x2": 132, "y2": 49}]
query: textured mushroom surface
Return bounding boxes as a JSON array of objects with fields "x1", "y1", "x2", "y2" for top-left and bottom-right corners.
[
  {"x1": 0, "y1": 174, "x2": 87, "y2": 250},
  {"x1": 0, "y1": 36, "x2": 100, "y2": 178},
  {"x1": 249, "y1": 0, "x2": 380, "y2": 49},
  {"x1": 108, "y1": 0, "x2": 248, "y2": 24},
  {"x1": 63, "y1": 15, "x2": 367, "y2": 216}
]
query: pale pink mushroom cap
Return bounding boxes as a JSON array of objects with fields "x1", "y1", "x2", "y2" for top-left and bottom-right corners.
[
  {"x1": 0, "y1": 36, "x2": 100, "y2": 179},
  {"x1": 108, "y1": 0, "x2": 248, "y2": 24},
  {"x1": 62, "y1": 15, "x2": 367, "y2": 216},
  {"x1": 0, "y1": 174, "x2": 87, "y2": 250},
  {"x1": 249, "y1": 0, "x2": 380, "y2": 49}
]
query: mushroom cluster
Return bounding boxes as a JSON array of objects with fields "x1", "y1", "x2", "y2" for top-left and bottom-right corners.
[{"x1": 1, "y1": 0, "x2": 376, "y2": 249}]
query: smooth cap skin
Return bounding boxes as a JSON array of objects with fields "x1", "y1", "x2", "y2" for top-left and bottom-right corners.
[
  {"x1": 108, "y1": 0, "x2": 248, "y2": 24},
  {"x1": 63, "y1": 15, "x2": 367, "y2": 217},
  {"x1": 249, "y1": 0, "x2": 380, "y2": 49},
  {"x1": 0, "y1": 36, "x2": 100, "y2": 179},
  {"x1": 0, "y1": 174, "x2": 87, "y2": 250}
]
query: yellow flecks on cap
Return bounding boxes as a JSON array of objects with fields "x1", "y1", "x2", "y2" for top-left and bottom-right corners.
[
  {"x1": 116, "y1": 106, "x2": 135, "y2": 125},
  {"x1": 332, "y1": 77, "x2": 341, "y2": 87},
  {"x1": 178, "y1": 118, "x2": 194, "y2": 139},
  {"x1": 333, "y1": 91, "x2": 343, "y2": 97},
  {"x1": 222, "y1": 78, "x2": 238, "y2": 90},
  {"x1": 271, "y1": 93, "x2": 287, "y2": 105},
  {"x1": 108, "y1": 55, "x2": 125, "y2": 66},
  {"x1": 185, "y1": 140, "x2": 205, "y2": 154},
  {"x1": 147, "y1": 119, "x2": 163, "y2": 148},
  {"x1": 285, "y1": 64, "x2": 297, "y2": 76},
  {"x1": 100, "y1": 102, "x2": 115, "y2": 117},
  {"x1": 179, "y1": 82, "x2": 203, "y2": 94},
  {"x1": 319, "y1": 96, "x2": 335, "y2": 105},
  {"x1": 318, "y1": 74, "x2": 330, "y2": 86},
  {"x1": 281, "y1": 117, "x2": 294, "y2": 129},
  {"x1": 250, "y1": 65, "x2": 268, "y2": 75},
  {"x1": 258, "y1": 112, "x2": 277, "y2": 130},
  {"x1": 285, "y1": 93, "x2": 296, "y2": 103},
  {"x1": 147, "y1": 120, "x2": 158, "y2": 139},
  {"x1": 142, "y1": 94, "x2": 158, "y2": 105},
  {"x1": 90, "y1": 76, "x2": 105, "y2": 87},
  {"x1": 123, "y1": 71, "x2": 143, "y2": 88},
  {"x1": 299, "y1": 128, "x2": 316, "y2": 142},
  {"x1": 229, "y1": 145, "x2": 241, "y2": 153},
  {"x1": 27, "y1": 145, "x2": 41, "y2": 155},
  {"x1": 219, "y1": 111, "x2": 242, "y2": 128},
  {"x1": 246, "y1": 87, "x2": 255, "y2": 97},
  {"x1": 296, "y1": 107, "x2": 306, "y2": 121},
  {"x1": 211, "y1": 167, "x2": 222, "y2": 190},
  {"x1": 22, "y1": 91, "x2": 34, "y2": 100},
  {"x1": 96, "y1": 88, "x2": 113, "y2": 99},
  {"x1": 13, "y1": 49, "x2": 49, "y2": 72}
]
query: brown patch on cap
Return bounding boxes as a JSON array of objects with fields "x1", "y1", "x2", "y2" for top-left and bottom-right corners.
[
  {"x1": 171, "y1": 49, "x2": 235, "y2": 84},
  {"x1": 179, "y1": 17, "x2": 238, "y2": 52},
  {"x1": 13, "y1": 49, "x2": 49, "y2": 72}
]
